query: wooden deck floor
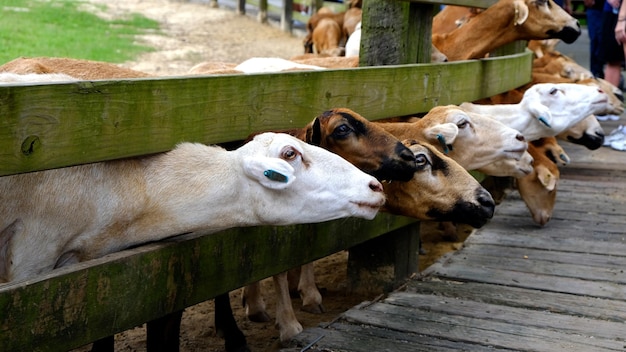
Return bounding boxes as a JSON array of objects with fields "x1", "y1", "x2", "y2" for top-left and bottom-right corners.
[{"x1": 283, "y1": 120, "x2": 626, "y2": 352}]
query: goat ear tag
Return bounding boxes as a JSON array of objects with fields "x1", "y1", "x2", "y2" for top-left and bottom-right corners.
[
  {"x1": 263, "y1": 169, "x2": 288, "y2": 183},
  {"x1": 243, "y1": 156, "x2": 295, "y2": 190},
  {"x1": 436, "y1": 134, "x2": 450, "y2": 154}
]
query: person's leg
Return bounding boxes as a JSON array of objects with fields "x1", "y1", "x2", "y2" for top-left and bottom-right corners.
[{"x1": 587, "y1": 8, "x2": 605, "y2": 78}]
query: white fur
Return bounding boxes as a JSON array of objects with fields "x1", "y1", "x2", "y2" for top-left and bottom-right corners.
[
  {"x1": 0, "y1": 72, "x2": 78, "y2": 84},
  {"x1": 0, "y1": 132, "x2": 385, "y2": 283},
  {"x1": 460, "y1": 83, "x2": 610, "y2": 141},
  {"x1": 378, "y1": 105, "x2": 528, "y2": 171},
  {"x1": 234, "y1": 57, "x2": 326, "y2": 73}
]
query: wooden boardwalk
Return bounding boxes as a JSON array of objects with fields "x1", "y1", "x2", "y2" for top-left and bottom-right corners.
[{"x1": 284, "y1": 120, "x2": 626, "y2": 352}]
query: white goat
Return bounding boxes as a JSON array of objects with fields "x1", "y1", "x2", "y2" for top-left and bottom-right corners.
[
  {"x1": 459, "y1": 83, "x2": 610, "y2": 141},
  {"x1": 0, "y1": 133, "x2": 385, "y2": 283}
]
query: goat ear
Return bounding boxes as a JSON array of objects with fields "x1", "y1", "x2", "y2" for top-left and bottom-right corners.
[
  {"x1": 243, "y1": 156, "x2": 296, "y2": 190},
  {"x1": 536, "y1": 165, "x2": 557, "y2": 191},
  {"x1": 522, "y1": 97, "x2": 553, "y2": 128},
  {"x1": 423, "y1": 123, "x2": 459, "y2": 145},
  {"x1": 513, "y1": 0, "x2": 529, "y2": 25},
  {"x1": 305, "y1": 118, "x2": 322, "y2": 146}
]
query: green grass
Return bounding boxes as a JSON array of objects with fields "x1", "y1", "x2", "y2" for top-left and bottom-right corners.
[{"x1": 0, "y1": 0, "x2": 160, "y2": 64}]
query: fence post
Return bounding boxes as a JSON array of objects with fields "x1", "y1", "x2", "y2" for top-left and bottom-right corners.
[
  {"x1": 281, "y1": 0, "x2": 294, "y2": 33},
  {"x1": 347, "y1": 0, "x2": 434, "y2": 294},
  {"x1": 237, "y1": 0, "x2": 246, "y2": 15},
  {"x1": 258, "y1": 0, "x2": 268, "y2": 23}
]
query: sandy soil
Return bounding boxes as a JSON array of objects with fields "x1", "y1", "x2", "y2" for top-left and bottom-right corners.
[{"x1": 71, "y1": 1, "x2": 466, "y2": 351}]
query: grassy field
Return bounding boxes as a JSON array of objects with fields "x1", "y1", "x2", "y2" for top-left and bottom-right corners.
[{"x1": 0, "y1": 0, "x2": 159, "y2": 65}]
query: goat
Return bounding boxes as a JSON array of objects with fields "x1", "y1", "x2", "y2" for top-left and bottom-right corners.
[
  {"x1": 516, "y1": 138, "x2": 561, "y2": 226},
  {"x1": 311, "y1": 18, "x2": 345, "y2": 56},
  {"x1": 303, "y1": 9, "x2": 349, "y2": 54},
  {"x1": 459, "y1": 83, "x2": 610, "y2": 141},
  {"x1": 221, "y1": 109, "x2": 496, "y2": 350},
  {"x1": 236, "y1": 108, "x2": 418, "y2": 347},
  {"x1": 557, "y1": 115, "x2": 605, "y2": 150},
  {"x1": 431, "y1": 0, "x2": 580, "y2": 61},
  {"x1": 0, "y1": 57, "x2": 152, "y2": 80},
  {"x1": 0, "y1": 132, "x2": 385, "y2": 282},
  {"x1": 376, "y1": 105, "x2": 528, "y2": 172}
]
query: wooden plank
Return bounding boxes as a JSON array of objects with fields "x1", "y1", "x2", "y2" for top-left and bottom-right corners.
[
  {"x1": 385, "y1": 292, "x2": 626, "y2": 340},
  {"x1": 416, "y1": 249, "x2": 626, "y2": 284},
  {"x1": 341, "y1": 302, "x2": 625, "y2": 351},
  {"x1": 0, "y1": 54, "x2": 532, "y2": 176},
  {"x1": 458, "y1": 244, "x2": 626, "y2": 269},
  {"x1": 0, "y1": 214, "x2": 416, "y2": 352},
  {"x1": 423, "y1": 260, "x2": 626, "y2": 300},
  {"x1": 287, "y1": 323, "x2": 519, "y2": 352},
  {"x1": 406, "y1": 280, "x2": 626, "y2": 322}
]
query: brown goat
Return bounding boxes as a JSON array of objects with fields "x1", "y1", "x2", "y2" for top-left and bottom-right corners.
[
  {"x1": 516, "y1": 138, "x2": 561, "y2": 226},
  {"x1": 432, "y1": 0, "x2": 580, "y2": 61},
  {"x1": 236, "y1": 108, "x2": 495, "y2": 346}
]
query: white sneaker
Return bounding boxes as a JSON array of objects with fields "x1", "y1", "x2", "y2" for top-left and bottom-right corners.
[
  {"x1": 611, "y1": 139, "x2": 626, "y2": 151},
  {"x1": 597, "y1": 114, "x2": 621, "y2": 121},
  {"x1": 604, "y1": 125, "x2": 626, "y2": 146}
]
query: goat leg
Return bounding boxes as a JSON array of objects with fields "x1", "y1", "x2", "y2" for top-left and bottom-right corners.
[
  {"x1": 214, "y1": 293, "x2": 250, "y2": 352},
  {"x1": 146, "y1": 310, "x2": 183, "y2": 352}
]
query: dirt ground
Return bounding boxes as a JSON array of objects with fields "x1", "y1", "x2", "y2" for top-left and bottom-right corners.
[{"x1": 72, "y1": 1, "x2": 468, "y2": 351}]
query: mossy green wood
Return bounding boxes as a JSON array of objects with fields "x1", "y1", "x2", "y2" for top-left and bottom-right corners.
[
  {"x1": 0, "y1": 54, "x2": 531, "y2": 176},
  {"x1": 0, "y1": 213, "x2": 416, "y2": 352}
]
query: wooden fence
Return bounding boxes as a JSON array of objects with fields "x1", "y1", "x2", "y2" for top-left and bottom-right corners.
[{"x1": 0, "y1": 0, "x2": 532, "y2": 350}]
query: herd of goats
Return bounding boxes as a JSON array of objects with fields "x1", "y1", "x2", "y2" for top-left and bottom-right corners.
[{"x1": 1, "y1": 0, "x2": 624, "y2": 351}]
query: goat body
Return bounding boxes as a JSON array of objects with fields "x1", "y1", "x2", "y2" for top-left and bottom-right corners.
[{"x1": 0, "y1": 133, "x2": 385, "y2": 283}]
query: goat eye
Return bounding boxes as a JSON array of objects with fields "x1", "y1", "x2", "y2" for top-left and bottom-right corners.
[
  {"x1": 281, "y1": 147, "x2": 299, "y2": 161},
  {"x1": 415, "y1": 154, "x2": 429, "y2": 167},
  {"x1": 334, "y1": 124, "x2": 353, "y2": 137},
  {"x1": 549, "y1": 87, "x2": 558, "y2": 95},
  {"x1": 457, "y1": 119, "x2": 469, "y2": 128}
]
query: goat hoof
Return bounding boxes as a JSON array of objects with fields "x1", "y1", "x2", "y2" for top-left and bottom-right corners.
[
  {"x1": 301, "y1": 303, "x2": 325, "y2": 314},
  {"x1": 247, "y1": 311, "x2": 271, "y2": 323}
]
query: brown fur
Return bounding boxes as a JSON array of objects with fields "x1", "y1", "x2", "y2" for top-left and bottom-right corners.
[
  {"x1": 517, "y1": 139, "x2": 560, "y2": 226},
  {"x1": 432, "y1": 6, "x2": 483, "y2": 35},
  {"x1": 312, "y1": 18, "x2": 345, "y2": 56},
  {"x1": 0, "y1": 57, "x2": 152, "y2": 80},
  {"x1": 251, "y1": 108, "x2": 416, "y2": 182},
  {"x1": 304, "y1": 9, "x2": 349, "y2": 54},
  {"x1": 432, "y1": 0, "x2": 580, "y2": 61}
]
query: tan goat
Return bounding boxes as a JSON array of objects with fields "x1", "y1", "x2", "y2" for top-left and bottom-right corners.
[
  {"x1": 238, "y1": 109, "x2": 495, "y2": 346},
  {"x1": 516, "y1": 138, "x2": 561, "y2": 226},
  {"x1": 0, "y1": 57, "x2": 152, "y2": 79},
  {"x1": 376, "y1": 105, "x2": 528, "y2": 173},
  {"x1": 431, "y1": 0, "x2": 580, "y2": 61}
]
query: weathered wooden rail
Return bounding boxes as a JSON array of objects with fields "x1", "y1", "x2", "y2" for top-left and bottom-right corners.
[{"x1": 0, "y1": 0, "x2": 531, "y2": 350}]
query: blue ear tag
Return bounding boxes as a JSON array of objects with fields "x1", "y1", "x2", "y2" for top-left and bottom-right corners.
[
  {"x1": 537, "y1": 116, "x2": 552, "y2": 128},
  {"x1": 264, "y1": 169, "x2": 289, "y2": 183},
  {"x1": 436, "y1": 134, "x2": 450, "y2": 154}
]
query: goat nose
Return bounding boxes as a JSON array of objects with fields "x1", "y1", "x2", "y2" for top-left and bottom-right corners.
[
  {"x1": 369, "y1": 180, "x2": 383, "y2": 193},
  {"x1": 477, "y1": 188, "x2": 495, "y2": 215},
  {"x1": 516, "y1": 134, "x2": 525, "y2": 142}
]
